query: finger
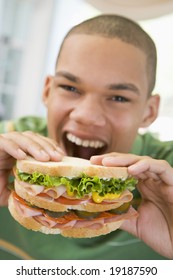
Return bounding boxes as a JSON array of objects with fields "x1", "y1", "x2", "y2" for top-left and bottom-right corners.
[
  {"x1": 23, "y1": 131, "x2": 65, "y2": 160},
  {"x1": 1, "y1": 132, "x2": 63, "y2": 161},
  {"x1": 90, "y1": 152, "x2": 118, "y2": 165},
  {"x1": 101, "y1": 153, "x2": 140, "y2": 167},
  {"x1": 128, "y1": 158, "x2": 173, "y2": 185},
  {"x1": 102, "y1": 154, "x2": 173, "y2": 185},
  {"x1": 1, "y1": 134, "x2": 49, "y2": 161},
  {"x1": 90, "y1": 155, "x2": 104, "y2": 165},
  {"x1": 0, "y1": 135, "x2": 27, "y2": 159},
  {"x1": 38, "y1": 135, "x2": 65, "y2": 155}
]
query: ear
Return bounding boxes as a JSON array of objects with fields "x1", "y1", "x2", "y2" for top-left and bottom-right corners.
[
  {"x1": 140, "y1": 94, "x2": 160, "y2": 128},
  {"x1": 42, "y1": 75, "x2": 54, "y2": 106}
]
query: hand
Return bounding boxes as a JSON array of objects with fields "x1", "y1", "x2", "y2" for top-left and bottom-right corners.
[
  {"x1": 91, "y1": 153, "x2": 173, "y2": 259},
  {"x1": 0, "y1": 131, "x2": 65, "y2": 206}
]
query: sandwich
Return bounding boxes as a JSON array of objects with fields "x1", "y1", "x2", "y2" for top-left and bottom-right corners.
[{"x1": 8, "y1": 156, "x2": 138, "y2": 238}]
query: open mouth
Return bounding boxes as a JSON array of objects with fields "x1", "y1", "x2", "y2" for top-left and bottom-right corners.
[{"x1": 63, "y1": 133, "x2": 107, "y2": 160}]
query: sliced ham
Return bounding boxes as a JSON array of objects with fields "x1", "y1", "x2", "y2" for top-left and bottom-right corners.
[
  {"x1": 13, "y1": 192, "x2": 138, "y2": 230},
  {"x1": 15, "y1": 178, "x2": 66, "y2": 198},
  {"x1": 34, "y1": 215, "x2": 58, "y2": 228},
  {"x1": 44, "y1": 185, "x2": 66, "y2": 198},
  {"x1": 15, "y1": 177, "x2": 132, "y2": 205},
  {"x1": 16, "y1": 180, "x2": 45, "y2": 195},
  {"x1": 13, "y1": 193, "x2": 43, "y2": 217}
]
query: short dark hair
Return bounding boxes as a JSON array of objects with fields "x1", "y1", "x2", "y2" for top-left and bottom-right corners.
[{"x1": 57, "y1": 14, "x2": 157, "y2": 94}]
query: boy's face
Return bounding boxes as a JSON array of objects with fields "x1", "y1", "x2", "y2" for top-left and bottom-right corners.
[{"x1": 43, "y1": 34, "x2": 159, "y2": 159}]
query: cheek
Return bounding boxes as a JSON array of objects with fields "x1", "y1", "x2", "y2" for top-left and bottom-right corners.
[
  {"x1": 109, "y1": 109, "x2": 143, "y2": 134},
  {"x1": 47, "y1": 94, "x2": 66, "y2": 119},
  {"x1": 109, "y1": 113, "x2": 140, "y2": 153},
  {"x1": 48, "y1": 107, "x2": 67, "y2": 132},
  {"x1": 45, "y1": 98, "x2": 64, "y2": 137}
]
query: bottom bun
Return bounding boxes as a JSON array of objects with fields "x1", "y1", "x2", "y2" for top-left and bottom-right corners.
[{"x1": 8, "y1": 192, "x2": 127, "y2": 238}]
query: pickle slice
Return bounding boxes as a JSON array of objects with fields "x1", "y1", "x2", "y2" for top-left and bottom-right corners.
[
  {"x1": 44, "y1": 210, "x2": 67, "y2": 218},
  {"x1": 108, "y1": 202, "x2": 130, "y2": 214},
  {"x1": 74, "y1": 210, "x2": 100, "y2": 219}
]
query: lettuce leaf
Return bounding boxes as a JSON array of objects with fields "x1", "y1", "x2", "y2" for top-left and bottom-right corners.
[{"x1": 17, "y1": 170, "x2": 137, "y2": 198}]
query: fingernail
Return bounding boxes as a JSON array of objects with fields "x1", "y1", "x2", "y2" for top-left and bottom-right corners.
[
  {"x1": 17, "y1": 148, "x2": 27, "y2": 158},
  {"x1": 39, "y1": 149, "x2": 50, "y2": 159},
  {"x1": 102, "y1": 157, "x2": 117, "y2": 166},
  {"x1": 50, "y1": 150, "x2": 64, "y2": 160},
  {"x1": 56, "y1": 147, "x2": 65, "y2": 155}
]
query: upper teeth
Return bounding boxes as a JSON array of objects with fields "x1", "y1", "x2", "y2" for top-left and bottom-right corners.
[{"x1": 66, "y1": 133, "x2": 105, "y2": 148}]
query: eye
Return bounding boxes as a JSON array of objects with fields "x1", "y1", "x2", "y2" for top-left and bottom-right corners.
[
  {"x1": 109, "y1": 95, "x2": 130, "y2": 103},
  {"x1": 60, "y1": 85, "x2": 79, "y2": 93}
]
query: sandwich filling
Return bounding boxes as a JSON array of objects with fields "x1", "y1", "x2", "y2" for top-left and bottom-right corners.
[
  {"x1": 16, "y1": 169, "x2": 137, "y2": 204},
  {"x1": 12, "y1": 192, "x2": 138, "y2": 230}
]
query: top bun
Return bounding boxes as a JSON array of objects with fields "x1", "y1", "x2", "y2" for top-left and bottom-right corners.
[{"x1": 16, "y1": 156, "x2": 129, "y2": 179}]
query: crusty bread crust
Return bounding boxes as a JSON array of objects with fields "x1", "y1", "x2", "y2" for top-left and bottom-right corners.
[
  {"x1": 14, "y1": 179, "x2": 133, "y2": 212},
  {"x1": 16, "y1": 156, "x2": 129, "y2": 179},
  {"x1": 8, "y1": 193, "x2": 123, "y2": 238}
]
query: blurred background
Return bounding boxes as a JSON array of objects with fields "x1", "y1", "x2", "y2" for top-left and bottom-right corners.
[{"x1": 0, "y1": 0, "x2": 173, "y2": 140}]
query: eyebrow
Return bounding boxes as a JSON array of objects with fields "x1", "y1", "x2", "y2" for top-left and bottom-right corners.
[
  {"x1": 107, "y1": 83, "x2": 140, "y2": 95},
  {"x1": 55, "y1": 71, "x2": 140, "y2": 95},
  {"x1": 55, "y1": 71, "x2": 81, "y2": 84}
]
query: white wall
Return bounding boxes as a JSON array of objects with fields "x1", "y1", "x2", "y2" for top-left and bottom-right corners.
[
  {"x1": 37, "y1": 0, "x2": 99, "y2": 116},
  {"x1": 13, "y1": 0, "x2": 99, "y2": 118},
  {"x1": 13, "y1": 0, "x2": 55, "y2": 118}
]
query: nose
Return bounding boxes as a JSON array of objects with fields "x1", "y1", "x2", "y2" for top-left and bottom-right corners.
[{"x1": 69, "y1": 96, "x2": 106, "y2": 127}]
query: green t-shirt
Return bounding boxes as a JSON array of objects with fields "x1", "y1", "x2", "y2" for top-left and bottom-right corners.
[{"x1": 0, "y1": 116, "x2": 172, "y2": 260}]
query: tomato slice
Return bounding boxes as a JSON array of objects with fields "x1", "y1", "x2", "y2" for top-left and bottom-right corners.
[{"x1": 12, "y1": 192, "x2": 42, "y2": 210}]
